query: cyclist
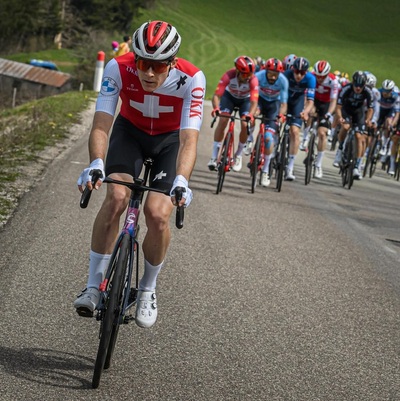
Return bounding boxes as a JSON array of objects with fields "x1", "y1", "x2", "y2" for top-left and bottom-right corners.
[
  {"x1": 377, "y1": 79, "x2": 400, "y2": 161},
  {"x1": 283, "y1": 56, "x2": 316, "y2": 180},
  {"x1": 283, "y1": 54, "x2": 297, "y2": 71},
  {"x1": 333, "y1": 71, "x2": 374, "y2": 179},
  {"x1": 208, "y1": 56, "x2": 259, "y2": 172},
  {"x1": 253, "y1": 57, "x2": 288, "y2": 186},
  {"x1": 255, "y1": 56, "x2": 265, "y2": 72},
  {"x1": 389, "y1": 110, "x2": 400, "y2": 175},
  {"x1": 74, "y1": 21, "x2": 206, "y2": 329},
  {"x1": 360, "y1": 72, "x2": 380, "y2": 171},
  {"x1": 300, "y1": 60, "x2": 339, "y2": 178}
]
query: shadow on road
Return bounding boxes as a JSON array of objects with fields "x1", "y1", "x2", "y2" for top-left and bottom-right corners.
[{"x1": 0, "y1": 346, "x2": 93, "y2": 389}]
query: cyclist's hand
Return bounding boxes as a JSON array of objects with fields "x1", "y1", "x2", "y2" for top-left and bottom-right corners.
[
  {"x1": 245, "y1": 113, "x2": 254, "y2": 124},
  {"x1": 77, "y1": 158, "x2": 105, "y2": 193},
  {"x1": 300, "y1": 110, "x2": 309, "y2": 121},
  {"x1": 211, "y1": 108, "x2": 220, "y2": 118},
  {"x1": 324, "y1": 112, "x2": 333, "y2": 124},
  {"x1": 278, "y1": 113, "x2": 286, "y2": 124},
  {"x1": 170, "y1": 175, "x2": 193, "y2": 207}
]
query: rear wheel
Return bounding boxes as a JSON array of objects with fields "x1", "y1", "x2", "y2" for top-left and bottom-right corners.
[
  {"x1": 250, "y1": 134, "x2": 262, "y2": 193},
  {"x1": 216, "y1": 133, "x2": 231, "y2": 194},
  {"x1": 92, "y1": 234, "x2": 130, "y2": 389}
]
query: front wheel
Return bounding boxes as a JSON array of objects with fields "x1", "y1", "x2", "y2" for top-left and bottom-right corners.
[
  {"x1": 92, "y1": 234, "x2": 130, "y2": 389},
  {"x1": 305, "y1": 133, "x2": 316, "y2": 185},
  {"x1": 216, "y1": 132, "x2": 232, "y2": 194},
  {"x1": 250, "y1": 134, "x2": 262, "y2": 193},
  {"x1": 276, "y1": 133, "x2": 288, "y2": 192}
]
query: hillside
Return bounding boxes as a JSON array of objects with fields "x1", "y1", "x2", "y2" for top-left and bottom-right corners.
[{"x1": 137, "y1": 0, "x2": 400, "y2": 97}]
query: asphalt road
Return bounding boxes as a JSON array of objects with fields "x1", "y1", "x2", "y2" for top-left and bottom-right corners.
[{"x1": 0, "y1": 102, "x2": 399, "y2": 401}]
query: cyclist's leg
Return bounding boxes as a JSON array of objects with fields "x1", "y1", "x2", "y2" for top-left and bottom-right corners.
[
  {"x1": 286, "y1": 98, "x2": 304, "y2": 179},
  {"x1": 236, "y1": 98, "x2": 252, "y2": 156},
  {"x1": 74, "y1": 118, "x2": 143, "y2": 314},
  {"x1": 389, "y1": 133, "x2": 400, "y2": 174},
  {"x1": 314, "y1": 102, "x2": 330, "y2": 177},
  {"x1": 333, "y1": 109, "x2": 351, "y2": 167},
  {"x1": 208, "y1": 92, "x2": 233, "y2": 169}
]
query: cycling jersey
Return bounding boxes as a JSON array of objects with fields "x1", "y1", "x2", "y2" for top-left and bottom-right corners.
[
  {"x1": 214, "y1": 68, "x2": 259, "y2": 102},
  {"x1": 337, "y1": 84, "x2": 374, "y2": 111},
  {"x1": 378, "y1": 88, "x2": 400, "y2": 110},
  {"x1": 313, "y1": 72, "x2": 339, "y2": 103},
  {"x1": 283, "y1": 70, "x2": 316, "y2": 101},
  {"x1": 97, "y1": 53, "x2": 206, "y2": 136},
  {"x1": 256, "y1": 70, "x2": 289, "y2": 103}
]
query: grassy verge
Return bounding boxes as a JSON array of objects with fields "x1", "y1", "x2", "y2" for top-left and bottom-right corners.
[{"x1": 0, "y1": 90, "x2": 96, "y2": 224}]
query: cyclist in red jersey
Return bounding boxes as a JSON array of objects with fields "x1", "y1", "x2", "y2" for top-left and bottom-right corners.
[
  {"x1": 74, "y1": 21, "x2": 206, "y2": 329},
  {"x1": 300, "y1": 60, "x2": 339, "y2": 178},
  {"x1": 208, "y1": 56, "x2": 259, "y2": 172}
]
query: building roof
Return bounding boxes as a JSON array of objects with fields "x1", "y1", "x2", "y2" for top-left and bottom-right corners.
[{"x1": 0, "y1": 58, "x2": 71, "y2": 88}]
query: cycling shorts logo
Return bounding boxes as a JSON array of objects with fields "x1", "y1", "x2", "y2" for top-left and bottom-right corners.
[{"x1": 100, "y1": 77, "x2": 119, "y2": 96}]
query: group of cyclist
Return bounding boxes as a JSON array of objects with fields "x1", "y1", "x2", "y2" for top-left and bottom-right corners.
[{"x1": 208, "y1": 54, "x2": 400, "y2": 184}]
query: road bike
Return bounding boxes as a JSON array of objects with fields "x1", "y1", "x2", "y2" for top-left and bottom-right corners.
[
  {"x1": 362, "y1": 127, "x2": 381, "y2": 178},
  {"x1": 390, "y1": 133, "x2": 400, "y2": 181},
  {"x1": 339, "y1": 128, "x2": 357, "y2": 189},
  {"x1": 247, "y1": 116, "x2": 277, "y2": 193},
  {"x1": 210, "y1": 108, "x2": 249, "y2": 194},
  {"x1": 271, "y1": 114, "x2": 291, "y2": 192},
  {"x1": 304, "y1": 116, "x2": 318, "y2": 185},
  {"x1": 79, "y1": 158, "x2": 184, "y2": 389}
]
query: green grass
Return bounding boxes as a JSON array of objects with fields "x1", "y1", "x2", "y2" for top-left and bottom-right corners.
[
  {"x1": 0, "y1": 91, "x2": 96, "y2": 221},
  {"x1": 136, "y1": 0, "x2": 400, "y2": 98}
]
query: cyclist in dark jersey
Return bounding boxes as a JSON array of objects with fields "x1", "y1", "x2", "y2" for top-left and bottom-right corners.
[
  {"x1": 333, "y1": 71, "x2": 374, "y2": 179},
  {"x1": 74, "y1": 21, "x2": 206, "y2": 328}
]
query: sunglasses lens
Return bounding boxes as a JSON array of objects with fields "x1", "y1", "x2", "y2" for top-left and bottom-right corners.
[
  {"x1": 295, "y1": 70, "x2": 306, "y2": 76},
  {"x1": 136, "y1": 58, "x2": 169, "y2": 73}
]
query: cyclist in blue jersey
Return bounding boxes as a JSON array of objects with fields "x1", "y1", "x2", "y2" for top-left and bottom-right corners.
[
  {"x1": 250, "y1": 57, "x2": 288, "y2": 187},
  {"x1": 377, "y1": 80, "x2": 400, "y2": 158},
  {"x1": 283, "y1": 57, "x2": 316, "y2": 180}
]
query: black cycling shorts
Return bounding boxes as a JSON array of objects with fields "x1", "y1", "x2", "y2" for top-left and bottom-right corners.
[{"x1": 105, "y1": 114, "x2": 179, "y2": 191}]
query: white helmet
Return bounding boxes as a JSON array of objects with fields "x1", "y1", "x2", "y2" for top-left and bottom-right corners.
[
  {"x1": 382, "y1": 79, "x2": 396, "y2": 91},
  {"x1": 365, "y1": 72, "x2": 377, "y2": 88},
  {"x1": 313, "y1": 60, "x2": 331, "y2": 76},
  {"x1": 132, "y1": 21, "x2": 181, "y2": 61}
]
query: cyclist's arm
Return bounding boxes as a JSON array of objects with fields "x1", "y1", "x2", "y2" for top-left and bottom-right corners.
[
  {"x1": 176, "y1": 128, "x2": 199, "y2": 181},
  {"x1": 279, "y1": 102, "x2": 288, "y2": 117},
  {"x1": 89, "y1": 112, "x2": 114, "y2": 164}
]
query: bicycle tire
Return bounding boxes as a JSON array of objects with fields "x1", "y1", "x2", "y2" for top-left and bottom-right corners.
[
  {"x1": 92, "y1": 234, "x2": 130, "y2": 389},
  {"x1": 347, "y1": 136, "x2": 355, "y2": 190},
  {"x1": 369, "y1": 139, "x2": 380, "y2": 178},
  {"x1": 216, "y1": 133, "x2": 231, "y2": 194},
  {"x1": 305, "y1": 133, "x2": 316, "y2": 185},
  {"x1": 251, "y1": 134, "x2": 262, "y2": 193},
  {"x1": 363, "y1": 137, "x2": 375, "y2": 178},
  {"x1": 276, "y1": 133, "x2": 287, "y2": 192}
]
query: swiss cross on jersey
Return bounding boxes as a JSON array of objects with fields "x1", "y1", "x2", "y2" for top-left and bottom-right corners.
[{"x1": 116, "y1": 55, "x2": 205, "y2": 135}]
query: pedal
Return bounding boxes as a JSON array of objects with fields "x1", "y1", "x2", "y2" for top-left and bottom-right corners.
[{"x1": 76, "y1": 307, "x2": 94, "y2": 318}]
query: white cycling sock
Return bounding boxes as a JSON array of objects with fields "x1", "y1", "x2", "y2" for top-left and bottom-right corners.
[
  {"x1": 211, "y1": 141, "x2": 222, "y2": 159},
  {"x1": 288, "y1": 155, "x2": 295, "y2": 171},
  {"x1": 315, "y1": 151, "x2": 324, "y2": 167},
  {"x1": 87, "y1": 250, "x2": 111, "y2": 289},
  {"x1": 235, "y1": 142, "x2": 245, "y2": 157},
  {"x1": 139, "y1": 259, "x2": 164, "y2": 291},
  {"x1": 262, "y1": 154, "x2": 272, "y2": 173}
]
